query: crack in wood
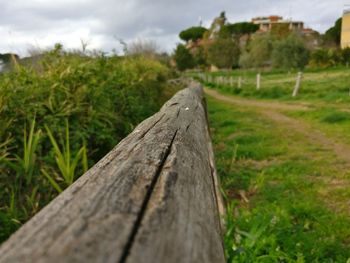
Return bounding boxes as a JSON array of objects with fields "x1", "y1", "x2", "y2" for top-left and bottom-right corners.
[
  {"x1": 176, "y1": 108, "x2": 181, "y2": 118},
  {"x1": 138, "y1": 114, "x2": 165, "y2": 140},
  {"x1": 119, "y1": 130, "x2": 179, "y2": 263}
]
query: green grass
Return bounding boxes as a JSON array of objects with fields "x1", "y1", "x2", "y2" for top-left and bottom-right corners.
[
  {"x1": 193, "y1": 67, "x2": 350, "y2": 104},
  {"x1": 207, "y1": 97, "x2": 350, "y2": 262},
  {"x1": 286, "y1": 108, "x2": 350, "y2": 148}
]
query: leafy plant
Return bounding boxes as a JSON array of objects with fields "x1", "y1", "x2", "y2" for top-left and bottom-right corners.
[
  {"x1": 22, "y1": 119, "x2": 41, "y2": 185},
  {"x1": 0, "y1": 44, "x2": 174, "y2": 243},
  {"x1": 43, "y1": 120, "x2": 87, "y2": 192},
  {"x1": 10, "y1": 119, "x2": 41, "y2": 186}
]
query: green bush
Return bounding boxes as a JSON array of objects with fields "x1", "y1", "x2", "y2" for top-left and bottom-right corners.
[
  {"x1": 173, "y1": 44, "x2": 195, "y2": 71},
  {"x1": 207, "y1": 38, "x2": 240, "y2": 69},
  {"x1": 240, "y1": 34, "x2": 275, "y2": 68},
  {"x1": 0, "y1": 45, "x2": 173, "y2": 242},
  {"x1": 272, "y1": 34, "x2": 309, "y2": 70}
]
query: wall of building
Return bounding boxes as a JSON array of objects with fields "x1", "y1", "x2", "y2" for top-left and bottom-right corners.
[{"x1": 341, "y1": 11, "x2": 350, "y2": 48}]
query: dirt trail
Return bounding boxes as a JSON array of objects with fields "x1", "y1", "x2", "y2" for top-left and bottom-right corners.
[
  {"x1": 205, "y1": 88, "x2": 350, "y2": 168},
  {"x1": 205, "y1": 88, "x2": 310, "y2": 112}
]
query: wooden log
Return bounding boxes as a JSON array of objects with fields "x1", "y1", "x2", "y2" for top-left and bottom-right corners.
[{"x1": 0, "y1": 83, "x2": 225, "y2": 263}]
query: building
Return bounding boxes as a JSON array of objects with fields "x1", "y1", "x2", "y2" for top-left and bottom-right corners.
[
  {"x1": 252, "y1": 16, "x2": 304, "y2": 33},
  {"x1": 341, "y1": 9, "x2": 350, "y2": 49}
]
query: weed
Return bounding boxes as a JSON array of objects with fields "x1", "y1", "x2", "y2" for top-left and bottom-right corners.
[
  {"x1": 44, "y1": 120, "x2": 87, "y2": 191},
  {"x1": 18, "y1": 119, "x2": 41, "y2": 186}
]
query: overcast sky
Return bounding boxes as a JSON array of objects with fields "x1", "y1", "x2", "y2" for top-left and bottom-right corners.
[{"x1": 0, "y1": 0, "x2": 347, "y2": 56}]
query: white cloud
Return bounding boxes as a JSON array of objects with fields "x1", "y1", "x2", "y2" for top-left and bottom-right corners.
[{"x1": 0, "y1": 0, "x2": 346, "y2": 56}]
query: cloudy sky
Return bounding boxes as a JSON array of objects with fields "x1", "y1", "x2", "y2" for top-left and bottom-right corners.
[{"x1": 0, "y1": 0, "x2": 347, "y2": 56}]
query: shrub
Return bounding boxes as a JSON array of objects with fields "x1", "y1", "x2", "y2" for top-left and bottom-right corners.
[
  {"x1": 207, "y1": 38, "x2": 240, "y2": 69},
  {"x1": 173, "y1": 44, "x2": 195, "y2": 71},
  {"x1": 240, "y1": 34, "x2": 275, "y2": 68},
  {"x1": 0, "y1": 45, "x2": 173, "y2": 242},
  {"x1": 272, "y1": 34, "x2": 309, "y2": 70}
]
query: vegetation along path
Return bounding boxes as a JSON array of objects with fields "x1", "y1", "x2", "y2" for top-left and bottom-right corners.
[{"x1": 206, "y1": 88, "x2": 350, "y2": 262}]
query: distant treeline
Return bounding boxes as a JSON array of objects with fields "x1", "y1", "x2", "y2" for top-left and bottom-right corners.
[{"x1": 173, "y1": 12, "x2": 344, "y2": 71}]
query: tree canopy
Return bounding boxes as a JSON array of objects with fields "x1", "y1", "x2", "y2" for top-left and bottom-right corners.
[
  {"x1": 240, "y1": 34, "x2": 275, "y2": 68},
  {"x1": 324, "y1": 18, "x2": 342, "y2": 46},
  {"x1": 179, "y1": 27, "x2": 208, "y2": 42},
  {"x1": 207, "y1": 38, "x2": 240, "y2": 69},
  {"x1": 272, "y1": 34, "x2": 309, "y2": 70},
  {"x1": 224, "y1": 22, "x2": 259, "y2": 36},
  {"x1": 173, "y1": 44, "x2": 195, "y2": 71},
  {"x1": 0, "y1": 53, "x2": 19, "y2": 63}
]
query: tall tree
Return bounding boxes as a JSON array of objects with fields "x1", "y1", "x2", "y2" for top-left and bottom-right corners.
[
  {"x1": 179, "y1": 27, "x2": 208, "y2": 42},
  {"x1": 224, "y1": 22, "x2": 259, "y2": 37},
  {"x1": 207, "y1": 38, "x2": 240, "y2": 69},
  {"x1": 239, "y1": 34, "x2": 275, "y2": 68},
  {"x1": 272, "y1": 34, "x2": 309, "y2": 70},
  {"x1": 173, "y1": 44, "x2": 195, "y2": 71},
  {"x1": 324, "y1": 18, "x2": 342, "y2": 46}
]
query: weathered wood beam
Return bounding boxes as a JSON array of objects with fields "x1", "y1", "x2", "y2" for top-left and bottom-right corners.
[{"x1": 0, "y1": 82, "x2": 225, "y2": 263}]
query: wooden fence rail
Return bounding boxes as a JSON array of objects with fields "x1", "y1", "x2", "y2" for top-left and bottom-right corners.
[{"x1": 0, "y1": 83, "x2": 225, "y2": 263}]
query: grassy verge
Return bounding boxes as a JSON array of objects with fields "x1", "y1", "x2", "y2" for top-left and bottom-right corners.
[
  {"x1": 285, "y1": 107, "x2": 350, "y2": 148},
  {"x1": 207, "y1": 96, "x2": 350, "y2": 262},
  {"x1": 193, "y1": 67, "x2": 350, "y2": 104}
]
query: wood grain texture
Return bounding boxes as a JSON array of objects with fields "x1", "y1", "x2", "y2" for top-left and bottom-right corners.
[{"x1": 0, "y1": 82, "x2": 225, "y2": 263}]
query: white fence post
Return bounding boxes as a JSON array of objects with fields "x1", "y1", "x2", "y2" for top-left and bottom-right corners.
[
  {"x1": 292, "y1": 72, "x2": 303, "y2": 97},
  {"x1": 238, "y1": 76, "x2": 242, "y2": 89},
  {"x1": 256, "y1": 73, "x2": 261, "y2": 91}
]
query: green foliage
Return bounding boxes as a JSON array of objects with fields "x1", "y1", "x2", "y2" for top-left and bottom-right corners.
[
  {"x1": 324, "y1": 18, "x2": 342, "y2": 46},
  {"x1": 173, "y1": 44, "x2": 195, "y2": 71},
  {"x1": 193, "y1": 46, "x2": 208, "y2": 68},
  {"x1": 16, "y1": 119, "x2": 42, "y2": 186},
  {"x1": 272, "y1": 34, "x2": 309, "y2": 70},
  {"x1": 179, "y1": 27, "x2": 208, "y2": 42},
  {"x1": 225, "y1": 22, "x2": 259, "y2": 36},
  {"x1": 240, "y1": 34, "x2": 275, "y2": 68},
  {"x1": 270, "y1": 23, "x2": 291, "y2": 38},
  {"x1": 310, "y1": 48, "x2": 350, "y2": 68},
  {"x1": 321, "y1": 111, "x2": 350, "y2": 124},
  {"x1": 207, "y1": 38, "x2": 240, "y2": 69},
  {"x1": 0, "y1": 53, "x2": 19, "y2": 64},
  {"x1": 309, "y1": 49, "x2": 334, "y2": 67},
  {"x1": 0, "y1": 45, "x2": 173, "y2": 243},
  {"x1": 342, "y1": 47, "x2": 350, "y2": 64},
  {"x1": 43, "y1": 120, "x2": 87, "y2": 192},
  {"x1": 0, "y1": 212, "x2": 20, "y2": 243}
]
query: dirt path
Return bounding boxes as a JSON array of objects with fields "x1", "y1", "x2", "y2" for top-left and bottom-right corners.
[
  {"x1": 205, "y1": 88, "x2": 350, "y2": 168},
  {"x1": 205, "y1": 88, "x2": 310, "y2": 111}
]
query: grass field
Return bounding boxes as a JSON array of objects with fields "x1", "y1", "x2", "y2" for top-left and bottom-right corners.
[
  {"x1": 205, "y1": 67, "x2": 350, "y2": 262},
  {"x1": 199, "y1": 67, "x2": 350, "y2": 104}
]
